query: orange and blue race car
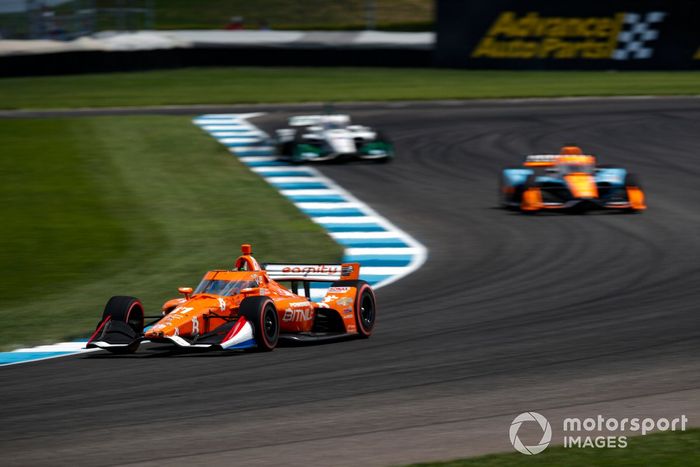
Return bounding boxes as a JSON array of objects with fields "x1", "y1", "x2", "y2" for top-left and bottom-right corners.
[
  {"x1": 499, "y1": 146, "x2": 646, "y2": 213},
  {"x1": 86, "y1": 244, "x2": 376, "y2": 354}
]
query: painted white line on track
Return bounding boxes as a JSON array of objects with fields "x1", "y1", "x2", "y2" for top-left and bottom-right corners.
[
  {"x1": 219, "y1": 137, "x2": 262, "y2": 144},
  {"x1": 251, "y1": 166, "x2": 312, "y2": 173},
  {"x1": 330, "y1": 231, "x2": 403, "y2": 239},
  {"x1": 280, "y1": 189, "x2": 339, "y2": 196},
  {"x1": 295, "y1": 202, "x2": 363, "y2": 210},
  {"x1": 345, "y1": 247, "x2": 424, "y2": 255},
  {"x1": 239, "y1": 156, "x2": 279, "y2": 163},
  {"x1": 13, "y1": 342, "x2": 89, "y2": 352},
  {"x1": 264, "y1": 176, "x2": 327, "y2": 183},
  {"x1": 312, "y1": 216, "x2": 381, "y2": 224}
]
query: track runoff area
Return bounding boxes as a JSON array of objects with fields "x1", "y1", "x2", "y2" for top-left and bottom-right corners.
[{"x1": 0, "y1": 113, "x2": 426, "y2": 366}]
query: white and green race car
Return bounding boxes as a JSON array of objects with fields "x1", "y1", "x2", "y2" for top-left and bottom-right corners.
[{"x1": 274, "y1": 114, "x2": 394, "y2": 163}]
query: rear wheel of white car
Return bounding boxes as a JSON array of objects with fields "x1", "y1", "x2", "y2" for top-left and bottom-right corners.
[
  {"x1": 239, "y1": 297, "x2": 279, "y2": 351},
  {"x1": 371, "y1": 131, "x2": 394, "y2": 163}
]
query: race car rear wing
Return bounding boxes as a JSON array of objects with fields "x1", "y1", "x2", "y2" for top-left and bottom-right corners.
[
  {"x1": 524, "y1": 153, "x2": 595, "y2": 167},
  {"x1": 264, "y1": 263, "x2": 360, "y2": 282},
  {"x1": 288, "y1": 115, "x2": 350, "y2": 127},
  {"x1": 264, "y1": 263, "x2": 360, "y2": 297},
  {"x1": 524, "y1": 154, "x2": 559, "y2": 167}
]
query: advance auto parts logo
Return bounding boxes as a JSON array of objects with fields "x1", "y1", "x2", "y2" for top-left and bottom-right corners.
[
  {"x1": 509, "y1": 412, "x2": 552, "y2": 455},
  {"x1": 472, "y1": 11, "x2": 666, "y2": 60}
]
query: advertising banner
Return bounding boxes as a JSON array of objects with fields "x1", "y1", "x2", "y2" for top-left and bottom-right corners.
[{"x1": 436, "y1": 0, "x2": 700, "y2": 69}]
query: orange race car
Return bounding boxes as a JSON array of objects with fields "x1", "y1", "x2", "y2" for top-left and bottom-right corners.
[
  {"x1": 86, "y1": 244, "x2": 376, "y2": 354},
  {"x1": 499, "y1": 146, "x2": 646, "y2": 213}
]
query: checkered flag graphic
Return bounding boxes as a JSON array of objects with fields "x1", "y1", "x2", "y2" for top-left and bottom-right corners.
[{"x1": 613, "y1": 11, "x2": 666, "y2": 60}]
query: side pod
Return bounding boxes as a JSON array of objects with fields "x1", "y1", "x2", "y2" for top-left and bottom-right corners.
[{"x1": 194, "y1": 316, "x2": 256, "y2": 350}]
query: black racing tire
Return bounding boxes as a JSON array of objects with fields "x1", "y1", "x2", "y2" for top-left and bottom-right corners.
[
  {"x1": 520, "y1": 174, "x2": 539, "y2": 215},
  {"x1": 373, "y1": 154, "x2": 393, "y2": 164},
  {"x1": 523, "y1": 173, "x2": 537, "y2": 189},
  {"x1": 624, "y1": 173, "x2": 642, "y2": 189},
  {"x1": 623, "y1": 173, "x2": 644, "y2": 213},
  {"x1": 330, "y1": 280, "x2": 376, "y2": 338},
  {"x1": 372, "y1": 131, "x2": 394, "y2": 164},
  {"x1": 239, "y1": 296, "x2": 279, "y2": 351},
  {"x1": 288, "y1": 132, "x2": 307, "y2": 164},
  {"x1": 101, "y1": 296, "x2": 144, "y2": 354},
  {"x1": 279, "y1": 141, "x2": 295, "y2": 157},
  {"x1": 499, "y1": 167, "x2": 523, "y2": 209}
]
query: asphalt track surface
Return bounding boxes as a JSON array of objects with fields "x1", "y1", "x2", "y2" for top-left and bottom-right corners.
[{"x1": 2, "y1": 98, "x2": 699, "y2": 466}]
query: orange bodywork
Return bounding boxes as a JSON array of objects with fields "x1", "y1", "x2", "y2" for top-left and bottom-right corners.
[
  {"x1": 521, "y1": 187, "x2": 542, "y2": 211},
  {"x1": 627, "y1": 187, "x2": 647, "y2": 210},
  {"x1": 559, "y1": 146, "x2": 584, "y2": 155},
  {"x1": 564, "y1": 173, "x2": 598, "y2": 199},
  {"x1": 143, "y1": 248, "x2": 362, "y2": 341},
  {"x1": 557, "y1": 154, "x2": 596, "y2": 165},
  {"x1": 516, "y1": 148, "x2": 646, "y2": 212}
]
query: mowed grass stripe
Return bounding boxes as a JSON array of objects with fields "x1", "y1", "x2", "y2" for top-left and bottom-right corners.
[
  {"x1": 406, "y1": 428, "x2": 700, "y2": 467},
  {"x1": 1, "y1": 68, "x2": 699, "y2": 109}
]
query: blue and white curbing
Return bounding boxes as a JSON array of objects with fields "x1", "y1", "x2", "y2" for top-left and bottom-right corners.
[
  {"x1": 0, "y1": 341, "x2": 98, "y2": 366},
  {"x1": 0, "y1": 113, "x2": 426, "y2": 367},
  {"x1": 194, "y1": 113, "x2": 426, "y2": 298}
]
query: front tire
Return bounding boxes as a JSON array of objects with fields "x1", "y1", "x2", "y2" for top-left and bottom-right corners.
[
  {"x1": 239, "y1": 297, "x2": 279, "y2": 351},
  {"x1": 101, "y1": 296, "x2": 144, "y2": 354}
]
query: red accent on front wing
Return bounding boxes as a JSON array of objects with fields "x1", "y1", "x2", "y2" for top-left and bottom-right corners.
[
  {"x1": 87, "y1": 315, "x2": 111, "y2": 344},
  {"x1": 222, "y1": 316, "x2": 247, "y2": 343}
]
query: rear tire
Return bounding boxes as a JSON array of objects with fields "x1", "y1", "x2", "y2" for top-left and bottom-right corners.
[
  {"x1": 101, "y1": 296, "x2": 144, "y2": 354},
  {"x1": 499, "y1": 168, "x2": 522, "y2": 209},
  {"x1": 520, "y1": 174, "x2": 539, "y2": 215},
  {"x1": 372, "y1": 131, "x2": 394, "y2": 164},
  {"x1": 330, "y1": 280, "x2": 376, "y2": 338},
  {"x1": 239, "y1": 297, "x2": 279, "y2": 351},
  {"x1": 624, "y1": 173, "x2": 641, "y2": 189},
  {"x1": 623, "y1": 173, "x2": 644, "y2": 213}
]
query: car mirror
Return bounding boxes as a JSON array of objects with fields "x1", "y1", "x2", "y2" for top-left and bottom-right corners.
[
  {"x1": 240, "y1": 287, "x2": 260, "y2": 295},
  {"x1": 178, "y1": 287, "x2": 193, "y2": 299}
]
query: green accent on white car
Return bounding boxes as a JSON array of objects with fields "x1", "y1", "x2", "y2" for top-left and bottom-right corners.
[
  {"x1": 293, "y1": 143, "x2": 325, "y2": 161},
  {"x1": 360, "y1": 141, "x2": 394, "y2": 157}
]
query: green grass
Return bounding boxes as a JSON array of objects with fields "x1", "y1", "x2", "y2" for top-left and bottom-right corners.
[
  {"x1": 406, "y1": 429, "x2": 700, "y2": 467},
  {"x1": 0, "y1": 116, "x2": 341, "y2": 349},
  {"x1": 1, "y1": 68, "x2": 699, "y2": 110}
]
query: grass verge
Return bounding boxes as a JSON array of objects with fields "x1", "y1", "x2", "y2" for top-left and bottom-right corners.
[
  {"x1": 0, "y1": 68, "x2": 699, "y2": 109},
  {"x1": 406, "y1": 429, "x2": 700, "y2": 467},
  {"x1": 0, "y1": 116, "x2": 341, "y2": 349}
]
